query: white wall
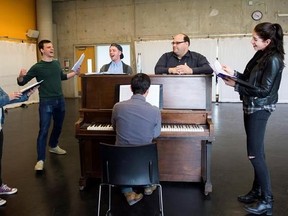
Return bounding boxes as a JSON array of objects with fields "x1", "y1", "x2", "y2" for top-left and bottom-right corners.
[
  {"x1": 135, "y1": 36, "x2": 288, "y2": 103},
  {"x1": 0, "y1": 41, "x2": 38, "y2": 108}
]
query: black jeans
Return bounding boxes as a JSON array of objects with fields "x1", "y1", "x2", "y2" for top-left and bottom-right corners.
[{"x1": 244, "y1": 110, "x2": 272, "y2": 197}]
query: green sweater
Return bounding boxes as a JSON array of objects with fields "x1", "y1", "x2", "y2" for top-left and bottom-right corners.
[{"x1": 18, "y1": 60, "x2": 68, "y2": 99}]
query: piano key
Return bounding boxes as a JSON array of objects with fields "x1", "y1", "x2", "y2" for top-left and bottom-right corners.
[{"x1": 86, "y1": 123, "x2": 204, "y2": 132}]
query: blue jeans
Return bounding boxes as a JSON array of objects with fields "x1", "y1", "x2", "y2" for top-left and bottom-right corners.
[{"x1": 37, "y1": 97, "x2": 65, "y2": 161}]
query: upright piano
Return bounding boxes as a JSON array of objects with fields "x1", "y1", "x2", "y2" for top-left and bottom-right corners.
[{"x1": 75, "y1": 74, "x2": 214, "y2": 195}]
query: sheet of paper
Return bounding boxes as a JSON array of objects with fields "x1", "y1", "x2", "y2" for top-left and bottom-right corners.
[
  {"x1": 212, "y1": 60, "x2": 257, "y2": 89},
  {"x1": 85, "y1": 72, "x2": 98, "y2": 75},
  {"x1": 72, "y1": 53, "x2": 85, "y2": 71},
  {"x1": 213, "y1": 60, "x2": 235, "y2": 78},
  {"x1": 97, "y1": 72, "x2": 126, "y2": 75},
  {"x1": 20, "y1": 80, "x2": 44, "y2": 93}
]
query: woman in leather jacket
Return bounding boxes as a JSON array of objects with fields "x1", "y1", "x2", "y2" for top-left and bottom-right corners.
[{"x1": 222, "y1": 22, "x2": 285, "y2": 216}]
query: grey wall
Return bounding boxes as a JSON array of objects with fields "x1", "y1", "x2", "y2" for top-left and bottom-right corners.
[{"x1": 51, "y1": 0, "x2": 288, "y2": 97}]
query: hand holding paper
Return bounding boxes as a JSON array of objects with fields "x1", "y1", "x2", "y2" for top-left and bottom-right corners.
[
  {"x1": 72, "y1": 53, "x2": 85, "y2": 72},
  {"x1": 212, "y1": 60, "x2": 235, "y2": 79},
  {"x1": 212, "y1": 60, "x2": 257, "y2": 89},
  {"x1": 20, "y1": 80, "x2": 44, "y2": 94},
  {"x1": 26, "y1": 85, "x2": 39, "y2": 97}
]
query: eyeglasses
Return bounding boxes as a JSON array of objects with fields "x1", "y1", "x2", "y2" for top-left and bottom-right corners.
[{"x1": 171, "y1": 41, "x2": 185, "y2": 45}]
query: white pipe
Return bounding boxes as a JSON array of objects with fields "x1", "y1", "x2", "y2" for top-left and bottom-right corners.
[{"x1": 277, "y1": 13, "x2": 288, "y2": 17}]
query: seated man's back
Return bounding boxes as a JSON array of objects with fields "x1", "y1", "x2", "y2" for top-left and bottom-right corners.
[
  {"x1": 111, "y1": 73, "x2": 161, "y2": 145},
  {"x1": 112, "y1": 94, "x2": 161, "y2": 145}
]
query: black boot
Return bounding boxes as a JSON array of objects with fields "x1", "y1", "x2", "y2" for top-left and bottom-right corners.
[
  {"x1": 244, "y1": 195, "x2": 273, "y2": 215},
  {"x1": 238, "y1": 188, "x2": 261, "y2": 204}
]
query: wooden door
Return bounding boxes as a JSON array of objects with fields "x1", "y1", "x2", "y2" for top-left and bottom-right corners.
[{"x1": 75, "y1": 46, "x2": 95, "y2": 94}]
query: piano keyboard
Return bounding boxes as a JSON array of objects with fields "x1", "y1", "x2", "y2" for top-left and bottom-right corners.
[
  {"x1": 161, "y1": 124, "x2": 204, "y2": 132},
  {"x1": 86, "y1": 123, "x2": 204, "y2": 132},
  {"x1": 87, "y1": 124, "x2": 114, "y2": 131}
]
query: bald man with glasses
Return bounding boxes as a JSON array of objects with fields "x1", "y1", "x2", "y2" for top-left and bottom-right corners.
[{"x1": 154, "y1": 33, "x2": 213, "y2": 75}]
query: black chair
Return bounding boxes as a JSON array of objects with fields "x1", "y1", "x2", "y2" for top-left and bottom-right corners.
[{"x1": 97, "y1": 142, "x2": 164, "y2": 216}]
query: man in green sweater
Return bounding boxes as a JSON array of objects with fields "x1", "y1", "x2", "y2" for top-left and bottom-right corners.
[{"x1": 17, "y1": 40, "x2": 79, "y2": 171}]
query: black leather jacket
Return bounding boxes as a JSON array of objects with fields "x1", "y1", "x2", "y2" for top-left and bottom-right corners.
[{"x1": 236, "y1": 51, "x2": 284, "y2": 107}]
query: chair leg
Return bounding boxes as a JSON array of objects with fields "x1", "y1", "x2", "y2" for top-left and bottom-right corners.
[
  {"x1": 157, "y1": 184, "x2": 164, "y2": 216},
  {"x1": 97, "y1": 184, "x2": 103, "y2": 216},
  {"x1": 108, "y1": 185, "x2": 112, "y2": 213},
  {"x1": 98, "y1": 184, "x2": 113, "y2": 216}
]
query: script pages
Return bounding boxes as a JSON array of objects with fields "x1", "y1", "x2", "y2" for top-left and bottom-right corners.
[
  {"x1": 212, "y1": 60, "x2": 256, "y2": 89},
  {"x1": 72, "y1": 53, "x2": 85, "y2": 72},
  {"x1": 20, "y1": 80, "x2": 44, "y2": 94},
  {"x1": 212, "y1": 60, "x2": 236, "y2": 79}
]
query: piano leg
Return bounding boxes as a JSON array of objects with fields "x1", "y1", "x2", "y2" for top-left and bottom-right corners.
[
  {"x1": 202, "y1": 140, "x2": 213, "y2": 195},
  {"x1": 79, "y1": 176, "x2": 87, "y2": 191},
  {"x1": 77, "y1": 137, "x2": 115, "y2": 190},
  {"x1": 78, "y1": 140, "x2": 88, "y2": 190}
]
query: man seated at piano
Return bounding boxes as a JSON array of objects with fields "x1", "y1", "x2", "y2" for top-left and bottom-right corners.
[
  {"x1": 100, "y1": 43, "x2": 133, "y2": 74},
  {"x1": 111, "y1": 73, "x2": 161, "y2": 206},
  {"x1": 154, "y1": 33, "x2": 213, "y2": 75}
]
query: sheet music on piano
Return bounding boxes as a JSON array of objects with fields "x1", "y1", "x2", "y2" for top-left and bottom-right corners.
[{"x1": 118, "y1": 84, "x2": 163, "y2": 108}]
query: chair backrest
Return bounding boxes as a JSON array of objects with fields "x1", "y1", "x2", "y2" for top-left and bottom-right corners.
[{"x1": 99, "y1": 143, "x2": 160, "y2": 186}]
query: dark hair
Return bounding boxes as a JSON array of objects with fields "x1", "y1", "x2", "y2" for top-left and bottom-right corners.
[
  {"x1": 254, "y1": 22, "x2": 285, "y2": 61},
  {"x1": 130, "y1": 73, "x2": 151, "y2": 95},
  {"x1": 182, "y1": 33, "x2": 190, "y2": 45},
  {"x1": 38, "y1": 40, "x2": 52, "y2": 51},
  {"x1": 110, "y1": 43, "x2": 124, "y2": 59}
]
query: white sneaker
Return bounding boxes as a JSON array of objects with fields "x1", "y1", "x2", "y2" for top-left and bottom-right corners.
[
  {"x1": 0, "y1": 184, "x2": 18, "y2": 195},
  {"x1": 49, "y1": 146, "x2": 67, "y2": 155},
  {"x1": 34, "y1": 160, "x2": 44, "y2": 171},
  {"x1": 0, "y1": 198, "x2": 6, "y2": 206},
  {"x1": 144, "y1": 185, "x2": 157, "y2": 195}
]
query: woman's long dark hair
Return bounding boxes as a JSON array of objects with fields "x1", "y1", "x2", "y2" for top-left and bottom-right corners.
[{"x1": 254, "y1": 22, "x2": 285, "y2": 70}]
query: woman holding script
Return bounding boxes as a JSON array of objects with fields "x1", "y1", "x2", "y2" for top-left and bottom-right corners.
[
  {"x1": 222, "y1": 22, "x2": 285, "y2": 215},
  {"x1": 0, "y1": 87, "x2": 36, "y2": 206}
]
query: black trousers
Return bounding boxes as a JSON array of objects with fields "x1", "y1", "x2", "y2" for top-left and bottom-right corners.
[{"x1": 244, "y1": 110, "x2": 272, "y2": 197}]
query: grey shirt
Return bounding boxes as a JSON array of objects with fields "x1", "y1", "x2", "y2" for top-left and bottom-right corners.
[
  {"x1": 100, "y1": 61, "x2": 133, "y2": 74},
  {"x1": 111, "y1": 94, "x2": 161, "y2": 145}
]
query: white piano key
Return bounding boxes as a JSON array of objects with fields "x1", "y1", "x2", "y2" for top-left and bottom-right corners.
[{"x1": 87, "y1": 123, "x2": 203, "y2": 132}]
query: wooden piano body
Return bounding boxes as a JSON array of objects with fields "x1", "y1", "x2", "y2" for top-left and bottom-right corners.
[{"x1": 75, "y1": 74, "x2": 214, "y2": 195}]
